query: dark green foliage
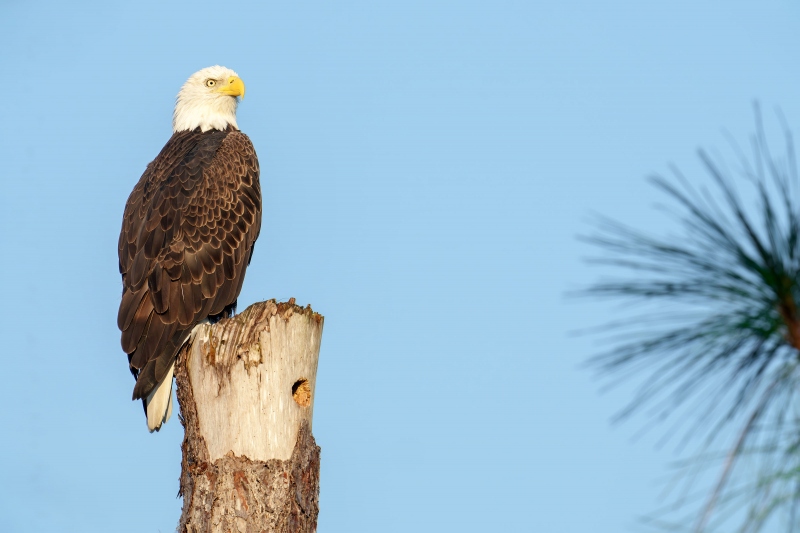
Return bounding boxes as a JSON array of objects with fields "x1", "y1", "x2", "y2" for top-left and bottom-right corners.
[{"x1": 584, "y1": 111, "x2": 800, "y2": 531}]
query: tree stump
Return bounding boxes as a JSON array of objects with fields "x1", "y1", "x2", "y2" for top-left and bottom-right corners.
[{"x1": 174, "y1": 299, "x2": 323, "y2": 533}]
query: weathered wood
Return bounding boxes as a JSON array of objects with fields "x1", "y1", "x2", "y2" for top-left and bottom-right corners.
[{"x1": 175, "y1": 299, "x2": 323, "y2": 533}]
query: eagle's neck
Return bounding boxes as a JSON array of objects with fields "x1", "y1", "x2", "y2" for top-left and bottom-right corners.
[{"x1": 172, "y1": 94, "x2": 239, "y2": 133}]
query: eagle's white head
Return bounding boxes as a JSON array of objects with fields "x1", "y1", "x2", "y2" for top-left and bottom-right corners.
[{"x1": 173, "y1": 65, "x2": 245, "y2": 133}]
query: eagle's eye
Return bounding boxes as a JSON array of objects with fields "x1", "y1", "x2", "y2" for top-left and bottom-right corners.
[{"x1": 205, "y1": 79, "x2": 216, "y2": 87}]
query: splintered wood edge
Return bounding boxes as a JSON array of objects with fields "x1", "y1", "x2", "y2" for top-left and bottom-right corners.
[
  {"x1": 204, "y1": 299, "x2": 324, "y2": 367},
  {"x1": 198, "y1": 295, "x2": 324, "y2": 367},
  {"x1": 235, "y1": 298, "x2": 324, "y2": 327}
]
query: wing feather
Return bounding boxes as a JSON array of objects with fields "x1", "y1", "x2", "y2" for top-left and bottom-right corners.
[
  {"x1": 118, "y1": 288, "x2": 146, "y2": 331},
  {"x1": 117, "y1": 128, "x2": 261, "y2": 407},
  {"x1": 122, "y1": 304, "x2": 153, "y2": 354}
]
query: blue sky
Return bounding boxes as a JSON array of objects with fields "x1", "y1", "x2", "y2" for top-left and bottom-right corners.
[{"x1": 1, "y1": 1, "x2": 799, "y2": 531}]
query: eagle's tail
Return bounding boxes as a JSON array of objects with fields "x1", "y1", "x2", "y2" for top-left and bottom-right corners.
[{"x1": 145, "y1": 362, "x2": 175, "y2": 432}]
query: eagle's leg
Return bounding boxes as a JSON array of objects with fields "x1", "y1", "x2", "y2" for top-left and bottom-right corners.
[{"x1": 208, "y1": 300, "x2": 237, "y2": 323}]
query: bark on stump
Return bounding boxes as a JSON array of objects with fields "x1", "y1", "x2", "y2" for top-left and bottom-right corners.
[{"x1": 174, "y1": 299, "x2": 323, "y2": 533}]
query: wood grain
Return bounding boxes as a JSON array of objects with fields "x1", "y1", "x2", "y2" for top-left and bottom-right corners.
[{"x1": 176, "y1": 299, "x2": 323, "y2": 533}]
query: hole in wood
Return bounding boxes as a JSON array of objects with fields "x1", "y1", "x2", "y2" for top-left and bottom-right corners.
[{"x1": 292, "y1": 378, "x2": 311, "y2": 407}]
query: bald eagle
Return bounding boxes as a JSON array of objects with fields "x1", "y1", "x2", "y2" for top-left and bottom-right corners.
[{"x1": 117, "y1": 66, "x2": 261, "y2": 432}]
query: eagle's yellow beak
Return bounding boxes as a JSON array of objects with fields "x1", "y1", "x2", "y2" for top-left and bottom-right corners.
[{"x1": 217, "y1": 76, "x2": 245, "y2": 99}]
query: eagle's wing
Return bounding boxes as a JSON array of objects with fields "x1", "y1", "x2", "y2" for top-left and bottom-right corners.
[{"x1": 117, "y1": 129, "x2": 261, "y2": 402}]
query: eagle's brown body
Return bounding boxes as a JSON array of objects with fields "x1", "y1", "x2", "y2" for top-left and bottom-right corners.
[{"x1": 117, "y1": 126, "x2": 261, "y2": 416}]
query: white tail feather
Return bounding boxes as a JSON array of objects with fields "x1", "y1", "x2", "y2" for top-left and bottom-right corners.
[
  {"x1": 143, "y1": 322, "x2": 208, "y2": 432},
  {"x1": 146, "y1": 362, "x2": 175, "y2": 432}
]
